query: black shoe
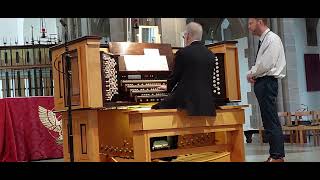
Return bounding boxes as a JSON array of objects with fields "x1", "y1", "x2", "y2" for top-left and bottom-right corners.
[
  {"x1": 265, "y1": 157, "x2": 284, "y2": 162},
  {"x1": 159, "y1": 156, "x2": 178, "y2": 162}
]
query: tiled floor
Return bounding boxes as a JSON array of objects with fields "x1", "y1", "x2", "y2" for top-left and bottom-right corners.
[
  {"x1": 245, "y1": 133, "x2": 320, "y2": 162},
  {"x1": 245, "y1": 143, "x2": 320, "y2": 162}
]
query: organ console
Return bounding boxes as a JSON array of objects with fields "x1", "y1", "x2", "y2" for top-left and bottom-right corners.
[
  {"x1": 50, "y1": 36, "x2": 240, "y2": 111},
  {"x1": 50, "y1": 36, "x2": 244, "y2": 162}
]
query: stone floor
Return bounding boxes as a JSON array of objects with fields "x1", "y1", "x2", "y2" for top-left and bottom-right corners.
[
  {"x1": 245, "y1": 143, "x2": 320, "y2": 162},
  {"x1": 245, "y1": 134, "x2": 320, "y2": 162}
]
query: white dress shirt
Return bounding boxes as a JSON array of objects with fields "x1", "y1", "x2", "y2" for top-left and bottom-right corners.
[{"x1": 247, "y1": 28, "x2": 286, "y2": 79}]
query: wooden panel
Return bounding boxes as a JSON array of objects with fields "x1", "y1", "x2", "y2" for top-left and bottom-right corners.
[
  {"x1": 51, "y1": 37, "x2": 102, "y2": 110},
  {"x1": 61, "y1": 111, "x2": 69, "y2": 162},
  {"x1": 225, "y1": 47, "x2": 241, "y2": 101},
  {"x1": 87, "y1": 110, "x2": 100, "y2": 161},
  {"x1": 130, "y1": 108, "x2": 244, "y2": 131},
  {"x1": 73, "y1": 111, "x2": 89, "y2": 161},
  {"x1": 52, "y1": 47, "x2": 66, "y2": 109},
  {"x1": 215, "y1": 132, "x2": 228, "y2": 144},
  {"x1": 109, "y1": 42, "x2": 174, "y2": 70},
  {"x1": 142, "y1": 113, "x2": 175, "y2": 130},
  {"x1": 86, "y1": 43, "x2": 103, "y2": 108},
  {"x1": 97, "y1": 109, "x2": 133, "y2": 149},
  {"x1": 71, "y1": 51, "x2": 81, "y2": 106},
  {"x1": 128, "y1": 113, "x2": 143, "y2": 132},
  {"x1": 209, "y1": 44, "x2": 225, "y2": 54},
  {"x1": 63, "y1": 50, "x2": 81, "y2": 107},
  {"x1": 144, "y1": 126, "x2": 238, "y2": 137},
  {"x1": 79, "y1": 45, "x2": 88, "y2": 108},
  {"x1": 61, "y1": 110, "x2": 100, "y2": 162},
  {"x1": 227, "y1": 126, "x2": 245, "y2": 162},
  {"x1": 132, "y1": 132, "x2": 151, "y2": 162},
  {"x1": 80, "y1": 124, "x2": 87, "y2": 154},
  {"x1": 76, "y1": 41, "x2": 90, "y2": 108}
]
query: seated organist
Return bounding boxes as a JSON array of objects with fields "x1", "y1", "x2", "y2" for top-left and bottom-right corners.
[{"x1": 151, "y1": 22, "x2": 217, "y2": 158}]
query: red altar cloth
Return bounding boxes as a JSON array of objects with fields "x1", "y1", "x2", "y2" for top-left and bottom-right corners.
[{"x1": 0, "y1": 97, "x2": 63, "y2": 162}]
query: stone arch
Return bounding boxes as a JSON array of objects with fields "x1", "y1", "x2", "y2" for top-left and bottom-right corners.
[{"x1": 190, "y1": 18, "x2": 248, "y2": 42}]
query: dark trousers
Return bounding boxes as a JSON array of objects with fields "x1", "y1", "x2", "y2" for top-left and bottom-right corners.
[{"x1": 254, "y1": 76, "x2": 285, "y2": 158}]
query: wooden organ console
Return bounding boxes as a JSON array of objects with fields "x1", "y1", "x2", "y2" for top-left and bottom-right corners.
[{"x1": 50, "y1": 36, "x2": 245, "y2": 162}]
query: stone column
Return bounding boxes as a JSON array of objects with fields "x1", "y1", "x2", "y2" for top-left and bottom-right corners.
[
  {"x1": 109, "y1": 18, "x2": 125, "y2": 42},
  {"x1": 270, "y1": 18, "x2": 285, "y2": 113},
  {"x1": 160, "y1": 18, "x2": 186, "y2": 47},
  {"x1": 247, "y1": 24, "x2": 262, "y2": 129},
  {"x1": 278, "y1": 18, "x2": 301, "y2": 112},
  {"x1": 80, "y1": 18, "x2": 89, "y2": 37}
]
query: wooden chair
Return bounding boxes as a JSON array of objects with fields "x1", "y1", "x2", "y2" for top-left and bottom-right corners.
[
  {"x1": 279, "y1": 112, "x2": 300, "y2": 144},
  {"x1": 294, "y1": 111, "x2": 320, "y2": 145},
  {"x1": 312, "y1": 111, "x2": 320, "y2": 125},
  {"x1": 311, "y1": 111, "x2": 320, "y2": 146},
  {"x1": 259, "y1": 112, "x2": 298, "y2": 144}
]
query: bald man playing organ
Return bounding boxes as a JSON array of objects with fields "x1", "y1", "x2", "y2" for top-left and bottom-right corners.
[{"x1": 151, "y1": 22, "x2": 216, "y2": 160}]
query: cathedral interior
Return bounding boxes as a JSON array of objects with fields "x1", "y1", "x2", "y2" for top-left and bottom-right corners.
[{"x1": 0, "y1": 18, "x2": 320, "y2": 163}]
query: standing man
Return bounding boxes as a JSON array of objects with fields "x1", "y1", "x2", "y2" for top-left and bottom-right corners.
[{"x1": 247, "y1": 18, "x2": 286, "y2": 162}]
